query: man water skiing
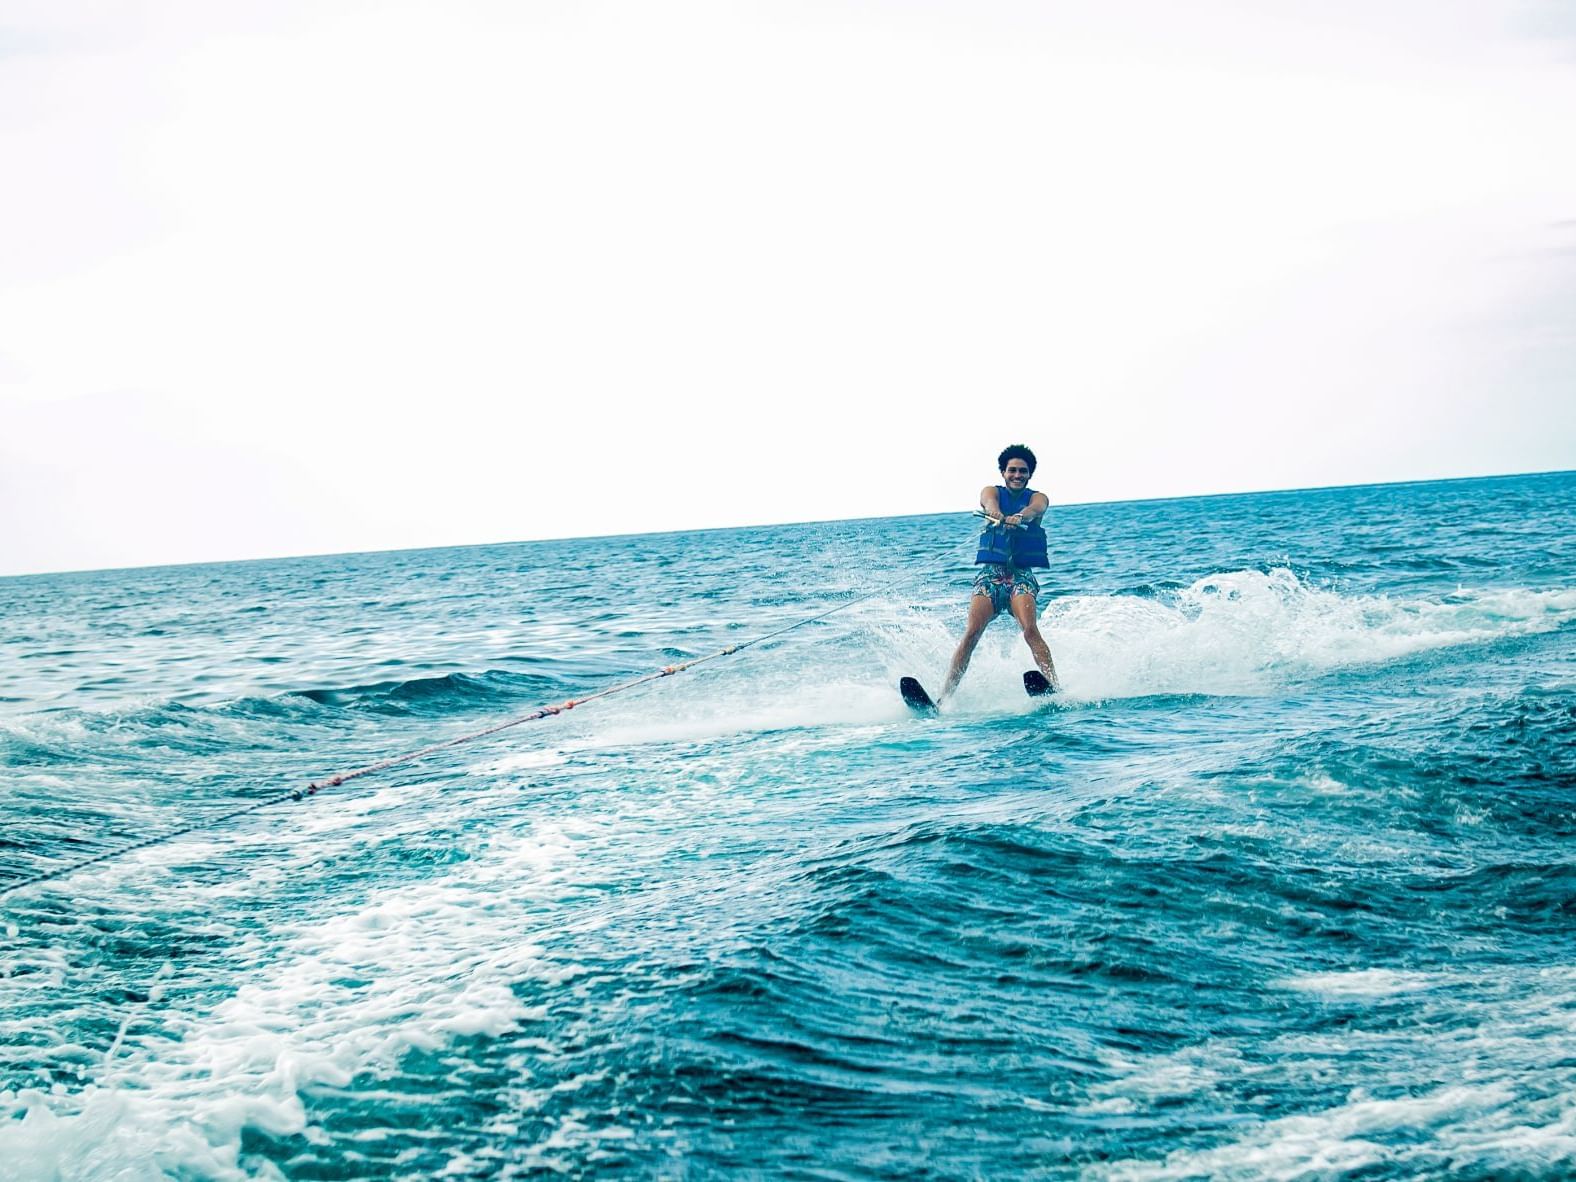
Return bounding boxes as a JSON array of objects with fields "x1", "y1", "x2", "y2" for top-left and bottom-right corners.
[{"x1": 940, "y1": 444, "x2": 1062, "y2": 702}]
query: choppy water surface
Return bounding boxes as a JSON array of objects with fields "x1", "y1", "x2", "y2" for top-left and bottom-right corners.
[{"x1": 2, "y1": 472, "x2": 1573, "y2": 1179}]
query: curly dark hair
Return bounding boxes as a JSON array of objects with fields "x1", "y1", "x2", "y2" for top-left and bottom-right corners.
[{"x1": 997, "y1": 444, "x2": 1037, "y2": 476}]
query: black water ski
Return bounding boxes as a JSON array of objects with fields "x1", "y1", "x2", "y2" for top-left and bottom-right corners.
[
  {"x1": 1023, "y1": 670, "x2": 1055, "y2": 697},
  {"x1": 900, "y1": 676, "x2": 938, "y2": 714}
]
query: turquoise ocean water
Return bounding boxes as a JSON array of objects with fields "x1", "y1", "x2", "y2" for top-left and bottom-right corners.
[{"x1": 2, "y1": 471, "x2": 1574, "y2": 1179}]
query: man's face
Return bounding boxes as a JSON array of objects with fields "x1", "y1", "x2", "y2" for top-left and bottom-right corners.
[{"x1": 1001, "y1": 459, "x2": 1032, "y2": 491}]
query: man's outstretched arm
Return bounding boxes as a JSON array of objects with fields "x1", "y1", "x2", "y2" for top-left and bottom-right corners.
[{"x1": 979, "y1": 485, "x2": 1004, "y2": 522}]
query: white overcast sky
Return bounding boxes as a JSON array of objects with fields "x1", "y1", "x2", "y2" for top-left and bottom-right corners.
[{"x1": 2, "y1": 0, "x2": 1574, "y2": 576}]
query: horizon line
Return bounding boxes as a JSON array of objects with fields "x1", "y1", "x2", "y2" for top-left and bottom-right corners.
[{"x1": 5, "y1": 465, "x2": 1572, "y2": 582}]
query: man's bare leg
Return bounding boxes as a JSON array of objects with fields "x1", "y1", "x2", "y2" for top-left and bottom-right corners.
[
  {"x1": 1009, "y1": 593, "x2": 1061, "y2": 690},
  {"x1": 941, "y1": 594, "x2": 997, "y2": 701}
]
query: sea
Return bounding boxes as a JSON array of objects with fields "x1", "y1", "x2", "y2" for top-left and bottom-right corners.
[{"x1": 1, "y1": 470, "x2": 1573, "y2": 1180}]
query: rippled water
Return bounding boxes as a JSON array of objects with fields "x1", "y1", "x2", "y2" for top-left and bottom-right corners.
[{"x1": 2, "y1": 472, "x2": 1573, "y2": 1179}]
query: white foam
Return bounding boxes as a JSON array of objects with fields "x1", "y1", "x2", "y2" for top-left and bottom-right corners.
[
  {"x1": 1085, "y1": 1045, "x2": 1232, "y2": 1106},
  {"x1": 464, "y1": 573, "x2": 1576, "y2": 746},
  {"x1": 0, "y1": 823, "x2": 581, "y2": 1181},
  {"x1": 1092, "y1": 964, "x2": 1576, "y2": 1179},
  {"x1": 483, "y1": 748, "x2": 568, "y2": 774},
  {"x1": 581, "y1": 678, "x2": 907, "y2": 750},
  {"x1": 1275, "y1": 968, "x2": 1440, "y2": 997},
  {"x1": 1300, "y1": 772, "x2": 1351, "y2": 795},
  {"x1": 1042, "y1": 571, "x2": 1576, "y2": 699},
  {"x1": 1099, "y1": 1083, "x2": 1518, "y2": 1179}
]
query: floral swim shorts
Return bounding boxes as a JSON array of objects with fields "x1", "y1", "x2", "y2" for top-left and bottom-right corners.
[{"x1": 972, "y1": 564, "x2": 1040, "y2": 616}]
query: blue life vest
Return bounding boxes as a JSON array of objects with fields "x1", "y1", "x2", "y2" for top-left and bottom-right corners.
[{"x1": 975, "y1": 485, "x2": 1049, "y2": 568}]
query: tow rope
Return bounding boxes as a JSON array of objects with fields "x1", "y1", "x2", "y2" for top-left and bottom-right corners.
[{"x1": 0, "y1": 585, "x2": 889, "y2": 899}]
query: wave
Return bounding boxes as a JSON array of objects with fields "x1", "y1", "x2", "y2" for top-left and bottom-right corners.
[
  {"x1": 7, "y1": 571, "x2": 1566, "y2": 776},
  {"x1": 291, "y1": 668, "x2": 568, "y2": 715},
  {"x1": 1038, "y1": 569, "x2": 1576, "y2": 699},
  {"x1": 469, "y1": 570, "x2": 1576, "y2": 748}
]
